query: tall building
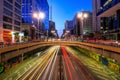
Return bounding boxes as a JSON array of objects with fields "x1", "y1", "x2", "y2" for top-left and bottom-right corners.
[
  {"x1": 22, "y1": 0, "x2": 35, "y2": 24},
  {"x1": 22, "y1": 0, "x2": 39, "y2": 40},
  {"x1": 65, "y1": 20, "x2": 74, "y2": 31},
  {"x1": 22, "y1": 0, "x2": 49, "y2": 32},
  {"x1": 97, "y1": 0, "x2": 120, "y2": 40},
  {"x1": 92, "y1": 0, "x2": 100, "y2": 32},
  {"x1": 0, "y1": 0, "x2": 22, "y2": 43},
  {"x1": 22, "y1": 0, "x2": 49, "y2": 40},
  {"x1": 73, "y1": 11, "x2": 92, "y2": 36},
  {"x1": 49, "y1": 20, "x2": 55, "y2": 31},
  {"x1": 38, "y1": 0, "x2": 49, "y2": 31},
  {"x1": 72, "y1": 15, "x2": 78, "y2": 35},
  {"x1": 64, "y1": 20, "x2": 74, "y2": 38},
  {"x1": 49, "y1": 20, "x2": 58, "y2": 38}
]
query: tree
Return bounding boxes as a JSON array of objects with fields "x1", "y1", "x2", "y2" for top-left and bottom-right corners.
[
  {"x1": 14, "y1": 32, "x2": 19, "y2": 42},
  {"x1": 22, "y1": 29, "x2": 29, "y2": 36},
  {"x1": 22, "y1": 29, "x2": 29, "y2": 41}
]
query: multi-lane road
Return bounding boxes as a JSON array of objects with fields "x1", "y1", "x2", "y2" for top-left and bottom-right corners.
[{"x1": 2, "y1": 46, "x2": 120, "y2": 80}]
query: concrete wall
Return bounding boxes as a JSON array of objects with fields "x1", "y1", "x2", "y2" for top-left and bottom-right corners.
[{"x1": 79, "y1": 45, "x2": 120, "y2": 63}]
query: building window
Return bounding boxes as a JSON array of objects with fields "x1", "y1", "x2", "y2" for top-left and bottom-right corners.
[
  {"x1": 14, "y1": 26, "x2": 20, "y2": 31},
  {"x1": 14, "y1": 14, "x2": 21, "y2": 20},
  {"x1": 15, "y1": 2, "x2": 21, "y2": 9},
  {"x1": 4, "y1": 1, "x2": 13, "y2": 10},
  {"x1": 3, "y1": 8, "x2": 13, "y2": 17},
  {"x1": 22, "y1": 16, "x2": 32, "y2": 23},
  {"x1": 3, "y1": 23, "x2": 12, "y2": 30},
  {"x1": 3, "y1": 16, "x2": 12, "y2": 23},
  {"x1": 15, "y1": 8, "x2": 21, "y2": 15},
  {"x1": 16, "y1": 0, "x2": 21, "y2": 3},
  {"x1": 14, "y1": 20, "x2": 21, "y2": 26},
  {"x1": 7, "y1": 0, "x2": 13, "y2": 3}
]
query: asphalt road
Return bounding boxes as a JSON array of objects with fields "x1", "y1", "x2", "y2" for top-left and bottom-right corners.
[{"x1": 2, "y1": 45, "x2": 120, "y2": 80}]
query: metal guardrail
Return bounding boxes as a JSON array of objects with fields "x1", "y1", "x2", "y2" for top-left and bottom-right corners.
[
  {"x1": 0, "y1": 41, "x2": 120, "y2": 53},
  {"x1": 78, "y1": 42, "x2": 120, "y2": 53},
  {"x1": 0, "y1": 41, "x2": 120, "y2": 63},
  {"x1": 0, "y1": 42, "x2": 36, "y2": 48},
  {"x1": 83, "y1": 41, "x2": 120, "y2": 48}
]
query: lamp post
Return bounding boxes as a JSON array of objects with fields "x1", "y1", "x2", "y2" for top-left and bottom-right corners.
[
  {"x1": 33, "y1": 12, "x2": 45, "y2": 41},
  {"x1": 77, "y1": 12, "x2": 88, "y2": 40}
]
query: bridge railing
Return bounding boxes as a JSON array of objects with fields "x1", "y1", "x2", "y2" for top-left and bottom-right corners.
[
  {"x1": 0, "y1": 41, "x2": 120, "y2": 54},
  {"x1": 0, "y1": 41, "x2": 120, "y2": 63}
]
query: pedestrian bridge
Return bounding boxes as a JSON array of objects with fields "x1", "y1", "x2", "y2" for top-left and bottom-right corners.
[{"x1": 0, "y1": 41, "x2": 120, "y2": 63}]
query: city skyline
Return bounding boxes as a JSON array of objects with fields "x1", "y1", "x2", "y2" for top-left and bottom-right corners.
[
  {"x1": 48, "y1": 0, "x2": 92, "y2": 36},
  {"x1": 0, "y1": 1, "x2": 120, "y2": 79}
]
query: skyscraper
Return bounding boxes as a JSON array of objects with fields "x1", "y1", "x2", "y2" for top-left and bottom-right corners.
[
  {"x1": 37, "y1": 0, "x2": 49, "y2": 31},
  {"x1": 92, "y1": 0, "x2": 100, "y2": 32},
  {"x1": 0, "y1": 0, "x2": 22, "y2": 43},
  {"x1": 97, "y1": 0, "x2": 120, "y2": 40},
  {"x1": 65, "y1": 20, "x2": 74, "y2": 31},
  {"x1": 49, "y1": 20, "x2": 58, "y2": 38},
  {"x1": 49, "y1": 20, "x2": 55, "y2": 31},
  {"x1": 73, "y1": 11, "x2": 92, "y2": 36},
  {"x1": 22, "y1": 0, "x2": 49, "y2": 31}
]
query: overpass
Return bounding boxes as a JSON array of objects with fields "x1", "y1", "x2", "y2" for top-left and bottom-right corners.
[{"x1": 0, "y1": 41, "x2": 120, "y2": 63}]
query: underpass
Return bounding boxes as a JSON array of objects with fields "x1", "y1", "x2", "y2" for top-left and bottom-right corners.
[
  {"x1": 0, "y1": 45, "x2": 120, "y2": 80},
  {"x1": 0, "y1": 41, "x2": 120, "y2": 80},
  {"x1": 0, "y1": 41, "x2": 120, "y2": 63}
]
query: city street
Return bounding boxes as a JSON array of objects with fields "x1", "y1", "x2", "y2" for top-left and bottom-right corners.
[
  {"x1": 0, "y1": 0, "x2": 120, "y2": 80},
  {"x1": 1, "y1": 45, "x2": 120, "y2": 80}
]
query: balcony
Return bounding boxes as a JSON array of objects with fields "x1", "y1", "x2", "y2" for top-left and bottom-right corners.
[{"x1": 97, "y1": 0, "x2": 120, "y2": 17}]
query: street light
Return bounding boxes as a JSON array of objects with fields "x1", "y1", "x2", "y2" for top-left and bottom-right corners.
[
  {"x1": 77, "y1": 12, "x2": 88, "y2": 40},
  {"x1": 33, "y1": 12, "x2": 45, "y2": 20},
  {"x1": 33, "y1": 12, "x2": 45, "y2": 41}
]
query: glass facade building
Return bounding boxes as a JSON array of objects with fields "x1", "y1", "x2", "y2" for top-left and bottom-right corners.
[
  {"x1": 97, "y1": 0, "x2": 120, "y2": 40},
  {"x1": 22, "y1": 0, "x2": 49, "y2": 31},
  {"x1": 22, "y1": 0, "x2": 33, "y2": 24},
  {"x1": 37, "y1": 0, "x2": 49, "y2": 31},
  {"x1": 73, "y1": 11, "x2": 92, "y2": 36}
]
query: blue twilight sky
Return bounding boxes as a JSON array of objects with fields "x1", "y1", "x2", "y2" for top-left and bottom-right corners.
[{"x1": 48, "y1": 0, "x2": 92, "y2": 37}]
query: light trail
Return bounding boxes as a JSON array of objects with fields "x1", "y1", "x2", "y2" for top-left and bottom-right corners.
[
  {"x1": 66, "y1": 47, "x2": 95, "y2": 80},
  {"x1": 17, "y1": 46, "x2": 56, "y2": 80},
  {"x1": 48, "y1": 46, "x2": 60, "y2": 80},
  {"x1": 35, "y1": 47, "x2": 58, "y2": 80},
  {"x1": 64, "y1": 47, "x2": 79, "y2": 80},
  {"x1": 63, "y1": 57, "x2": 68, "y2": 80},
  {"x1": 42, "y1": 46, "x2": 59, "y2": 80},
  {"x1": 61, "y1": 46, "x2": 73, "y2": 80}
]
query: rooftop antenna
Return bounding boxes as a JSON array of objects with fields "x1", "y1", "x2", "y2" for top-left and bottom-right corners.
[{"x1": 50, "y1": 0, "x2": 53, "y2": 21}]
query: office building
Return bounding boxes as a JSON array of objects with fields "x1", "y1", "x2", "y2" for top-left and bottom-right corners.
[
  {"x1": 49, "y1": 20, "x2": 58, "y2": 38},
  {"x1": 65, "y1": 20, "x2": 74, "y2": 31},
  {"x1": 22, "y1": 0, "x2": 49, "y2": 31},
  {"x1": 22, "y1": 0, "x2": 49, "y2": 40},
  {"x1": 73, "y1": 11, "x2": 92, "y2": 37},
  {"x1": 92, "y1": 0, "x2": 100, "y2": 32},
  {"x1": 49, "y1": 20, "x2": 55, "y2": 31},
  {"x1": 97, "y1": 0, "x2": 120, "y2": 40},
  {"x1": 38, "y1": 0, "x2": 49, "y2": 31},
  {"x1": 0, "y1": 0, "x2": 22, "y2": 43}
]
